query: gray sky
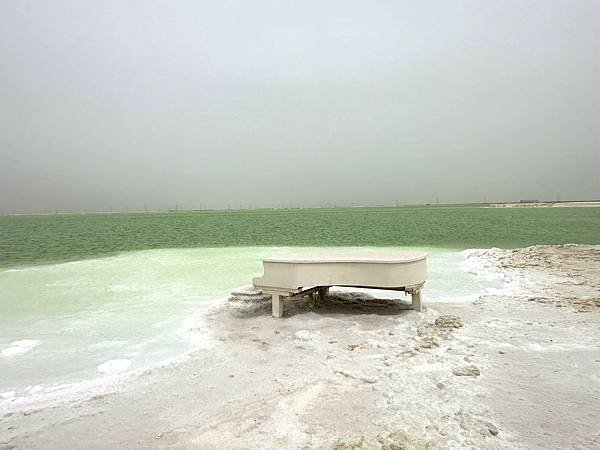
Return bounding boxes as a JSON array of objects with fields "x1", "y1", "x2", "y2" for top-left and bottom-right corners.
[{"x1": 1, "y1": 0, "x2": 599, "y2": 212}]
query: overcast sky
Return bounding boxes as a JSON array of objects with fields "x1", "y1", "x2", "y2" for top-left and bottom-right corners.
[{"x1": 1, "y1": 0, "x2": 599, "y2": 212}]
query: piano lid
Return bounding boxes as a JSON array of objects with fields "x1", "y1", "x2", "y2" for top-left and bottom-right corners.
[{"x1": 263, "y1": 250, "x2": 427, "y2": 264}]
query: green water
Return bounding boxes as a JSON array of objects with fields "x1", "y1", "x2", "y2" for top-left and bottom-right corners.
[{"x1": 1, "y1": 206, "x2": 599, "y2": 269}]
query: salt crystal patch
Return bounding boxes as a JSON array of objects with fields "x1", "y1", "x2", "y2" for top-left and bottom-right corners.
[
  {"x1": 0, "y1": 391, "x2": 16, "y2": 401},
  {"x1": 1, "y1": 340, "x2": 40, "y2": 357},
  {"x1": 28, "y1": 385, "x2": 44, "y2": 394},
  {"x1": 294, "y1": 330, "x2": 312, "y2": 341},
  {"x1": 176, "y1": 314, "x2": 212, "y2": 348},
  {"x1": 97, "y1": 359, "x2": 131, "y2": 374},
  {"x1": 527, "y1": 343, "x2": 546, "y2": 352}
]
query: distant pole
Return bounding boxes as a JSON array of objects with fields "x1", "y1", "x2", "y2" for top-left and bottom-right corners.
[
  {"x1": 175, "y1": 204, "x2": 178, "y2": 212},
  {"x1": 557, "y1": 192, "x2": 560, "y2": 202},
  {"x1": 396, "y1": 200, "x2": 399, "y2": 207},
  {"x1": 228, "y1": 203, "x2": 231, "y2": 210}
]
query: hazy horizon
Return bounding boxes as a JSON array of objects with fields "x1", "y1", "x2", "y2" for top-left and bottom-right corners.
[
  {"x1": 1, "y1": 0, "x2": 599, "y2": 213},
  {"x1": 4, "y1": 199, "x2": 600, "y2": 216}
]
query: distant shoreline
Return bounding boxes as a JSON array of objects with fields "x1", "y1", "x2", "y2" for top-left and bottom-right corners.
[
  {"x1": 487, "y1": 200, "x2": 600, "y2": 208},
  {"x1": 2, "y1": 200, "x2": 600, "y2": 216}
]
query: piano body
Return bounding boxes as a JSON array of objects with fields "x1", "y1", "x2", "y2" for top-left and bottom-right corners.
[{"x1": 252, "y1": 251, "x2": 427, "y2": 317}]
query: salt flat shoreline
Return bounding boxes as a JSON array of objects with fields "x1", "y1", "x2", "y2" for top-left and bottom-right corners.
[
  {"x1": 488, "y1": 200, "x2": 600, "y2": 208},
  {"x1": 1, "y1": 245, "x2": 599, "y2": 449}
]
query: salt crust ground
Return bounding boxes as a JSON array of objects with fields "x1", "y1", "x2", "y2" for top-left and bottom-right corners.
[{"x1": 1, "y1": 245, "x2": 599, "y2": 449}]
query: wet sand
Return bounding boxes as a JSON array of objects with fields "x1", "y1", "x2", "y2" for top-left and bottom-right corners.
[{"x1": 1, "y1": 245, "x2": 599, "y2": 449}]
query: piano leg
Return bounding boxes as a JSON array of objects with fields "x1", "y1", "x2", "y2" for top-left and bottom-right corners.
[
  {"x1": 272, "y1": 294, "x2": 284, "y2": 318},
  {"x1": 315, "y1": 287, "x2": 329, "y2": 306},
  {"x1": 307, "y1": 293, "x2": 316, "y2": 308},
  {"x1": 411, "y1": 290, "x2": 422, "y2": 312}
]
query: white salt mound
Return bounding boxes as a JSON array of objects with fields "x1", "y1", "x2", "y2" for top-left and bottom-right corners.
[
  {"x1": 1, "y1": 340, "x2": 40, "y2": 357},
  {"x1": 97, "y1": 359, "x2": 132, "y2": 374}
]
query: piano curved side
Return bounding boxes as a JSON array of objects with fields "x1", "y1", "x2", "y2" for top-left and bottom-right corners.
[{"x1": 253, "y1": 258, "x2": 427, "y2": 293}]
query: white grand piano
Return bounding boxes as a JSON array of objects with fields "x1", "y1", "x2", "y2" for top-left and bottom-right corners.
[{"x1": 252, "y1": 250, "x2": 427, "y2": 317}]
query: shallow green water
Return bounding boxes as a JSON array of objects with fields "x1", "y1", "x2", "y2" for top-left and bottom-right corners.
[{"x1": 1, "y1": 206, "x2": 599, "y2": 268}]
